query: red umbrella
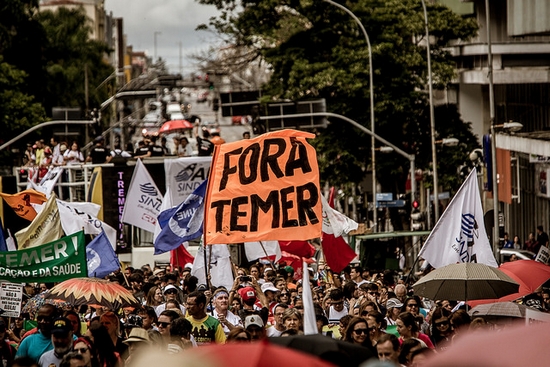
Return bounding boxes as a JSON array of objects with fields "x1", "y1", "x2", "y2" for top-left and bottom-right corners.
[
  {"x1": 424, "y1": 322, "x2": 549, "y2": 367},
  {"x1": 469, "y1": 260, "x2": 550, "y2": 307},
  {"x1": 188, "y1": 340, "x2": 336, "y2": 367},
  {"x1": 159, "y1": 119, "x2": 193, "y2": 134}
]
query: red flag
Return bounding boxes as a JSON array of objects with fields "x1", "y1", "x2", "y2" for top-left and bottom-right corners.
[
  {"x1": 170, "y1": 244, "x2": 195, "y2": 271},
  {"x1": 321, "y1": 233, "x2": 357, "y2": 273},
  {"x1": 328, "y1": 187, "x2": 336, "y2": 208},
  {"x1": 278, "y1": 240, "x2": 316, "y2": 258},
  {"x1": 277, "y1": 251, "x2": 315, "y2": 280}
]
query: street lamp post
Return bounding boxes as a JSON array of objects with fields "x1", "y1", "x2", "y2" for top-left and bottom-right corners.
[
  {"x1": 484, "y1": 0, "x2": 499, "y2": 256},
  {"x1": 420, "y1": 0, "x2": 439, "y2": 224},
  {"x1": 154, "y1": 31, "x2": 162, "y2": 62},
  {"x1": 324, "y1": 0, "x2": 377, "y2": 231}
]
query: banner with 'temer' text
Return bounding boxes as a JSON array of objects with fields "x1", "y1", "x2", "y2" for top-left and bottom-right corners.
[{"x1": 0, "y1": 231, "x2": 87, "y2": 283}]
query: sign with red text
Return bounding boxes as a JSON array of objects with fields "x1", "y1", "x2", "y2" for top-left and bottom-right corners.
[{"x1": 205, "y1": 129, "x2": 322, "y2": 244}]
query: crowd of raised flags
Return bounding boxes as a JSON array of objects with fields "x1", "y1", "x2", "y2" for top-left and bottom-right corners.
[{"x1": 0, "y1": 131, "x2": 506, "y2": 294}]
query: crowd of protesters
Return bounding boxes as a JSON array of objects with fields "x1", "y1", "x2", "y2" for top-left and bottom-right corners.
[{"x1": 5, "y1": 261, "x2": 549, "y2": 367}]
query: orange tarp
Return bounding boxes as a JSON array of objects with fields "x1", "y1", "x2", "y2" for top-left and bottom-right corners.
[{"x1": 205, "y1": 129, "x2": 322, "y2": 244}]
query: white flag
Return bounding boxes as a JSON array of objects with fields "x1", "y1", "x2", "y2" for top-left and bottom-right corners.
[
  {"x1": 418, "y1": 168, "x2": 498, "y2": 268},
  {"x1": 121, "y1": 159, "x2": 162, "y2": 233},
  {"x1": 302, "y1": 260, "x2": 318, "y2": 335},
  {"x1": 164, "y1": 156, "x2": 211, "y2": 205},
  {"x1": 244, "y1": 241, "x2": 281, "y2": 262},
  {"x1": 321, "y1": 194, "x2": 358, "y2": 236},
  {"x1": 57, "y1": 199, "x2": 117, "y2": 250},
  {"x1": 191, "y1": 243, "x2": 234, "y2": 290}
]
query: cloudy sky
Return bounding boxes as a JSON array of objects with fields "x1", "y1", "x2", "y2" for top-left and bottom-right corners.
[{"x1": 104, "y1": 0, "x2": 222, "y2": 75}]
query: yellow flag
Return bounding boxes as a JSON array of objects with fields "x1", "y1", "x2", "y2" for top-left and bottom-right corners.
[{"x1": 15, "y1": 193, "x2": 63, "y2": 249}]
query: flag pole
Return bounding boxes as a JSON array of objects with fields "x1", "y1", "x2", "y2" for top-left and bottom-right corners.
[{"x1": 259, "y1": 241, "x2": 277, "y2": 271}]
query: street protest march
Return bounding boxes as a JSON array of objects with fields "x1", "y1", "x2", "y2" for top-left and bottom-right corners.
[{"x1": 0, "y1": 130, "x2": 548, "y2": 367}]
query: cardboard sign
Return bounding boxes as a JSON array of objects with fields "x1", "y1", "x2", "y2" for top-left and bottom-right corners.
[
  {"x1": 526, "y1": 308, "x2": 550, "y2": 325},
  {"x1": 535, "y1": 246, "x2": 550, "y2": 265},
  {"x1": 205, "y1": 129, "x2": 322, "y2": 244},
  {"x1": 0, "y1": 282, "x2": 23, "y2": 318}
]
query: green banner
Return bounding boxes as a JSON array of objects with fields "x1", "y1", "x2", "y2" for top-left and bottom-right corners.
[{"x1": 0, "y1": 231, "x2": 86, "y2": 283}]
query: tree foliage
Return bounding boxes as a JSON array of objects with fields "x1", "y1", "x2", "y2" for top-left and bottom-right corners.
[
  {"x1": 197, "y1": 0, "x2": 480, "y2": 194},
  {"x1": 0, "y1": 3, "x2": 113, "y2": 166}
]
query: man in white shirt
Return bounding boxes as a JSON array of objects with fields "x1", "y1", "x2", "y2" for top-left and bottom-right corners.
[
  {"x1": 327, "y1": 289, "x2": 348, "y2": 324},
  {"x1": 211, "y1": 288, "x2": 243, "y2": 336},
  {"x1": 266, "y1": 303, "x2": 288, "y2": 337},
  {"x1": 350, "y1": 265, "x2": 369, "y2": 286},
  {"x1": 38, "y1": 317, "x2": 73, "y2": 367}
]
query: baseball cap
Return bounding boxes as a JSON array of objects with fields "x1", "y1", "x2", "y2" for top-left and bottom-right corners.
[
  {"x1": 238, "y1": 286, "x2": 257, "y2": 302},
  {"x1": 51, "y1": 317, "x2": 72, "y2": 335},
  {"x1": 163, "y1": 285, "x2": 178, "y2": 294},
  {"x1": 197, "y1": 284, "x2": 208, "y2": 292},
  {"x1": 94, "y1": 136, "x2": 104, "y2": 142},
  {"x1": 244, "y1": 315, "x2": 264, "y2": 329},
  {"x1": 386, "y1": 298, "x2": 404, "y2": 309},
  {"x1": 261, "y1": 282, "x2": 279, "y2": 294}
]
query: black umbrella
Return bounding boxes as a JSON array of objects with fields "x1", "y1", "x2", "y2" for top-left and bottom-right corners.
[{"x1": 269, "y1": 334, "x2": 374, "y2": 367}]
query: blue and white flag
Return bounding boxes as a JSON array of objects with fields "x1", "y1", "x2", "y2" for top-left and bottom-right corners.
[
  {"x1": 419, "y1": 168, "x2": 498, "y2": 268},
  {"x1": 154, "y1": 180, "x2": 207, "y2": 255},
  {"x1": 87, "y1": 231, "x2": 121, "y2": 278}
]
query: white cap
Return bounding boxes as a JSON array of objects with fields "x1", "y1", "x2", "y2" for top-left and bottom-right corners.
[{"x1": 261, "y1": 282, "x2": 279, "y2": 294}]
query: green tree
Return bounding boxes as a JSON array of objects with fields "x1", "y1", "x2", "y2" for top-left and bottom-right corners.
[
  {"x1": 37, "y1": 6, "x2": 113, "y2": 116},
  {"x1": 197, "y1": 0, "x2": 480, "y2": 194}
]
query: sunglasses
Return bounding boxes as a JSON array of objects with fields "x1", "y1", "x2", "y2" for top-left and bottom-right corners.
[
  {"x1": 165, "y1": 290, "x2": 177, "y2": 295},
  {"x1": 75, "y1": 348, "x2": 89, "y2": 354},
  {"x1": 353, "y1": 328, "x2": 369, "y2": 335},
  {"x1": 280, "y1": 293, "x2": 289, "y2": 296},
  {"x1": 407, "y1": 303, "x2": 419, "y2": 308},
  {"x1": 157, "y1": 322, "x2": 170, "y2": 328},
  {"x1": 434, "y1": 321, "x2": 450, "y2": 327}
]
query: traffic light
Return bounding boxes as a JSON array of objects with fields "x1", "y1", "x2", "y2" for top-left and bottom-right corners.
[{"x1": 411, "y1": 199, "x2": 424, "y2": 231}]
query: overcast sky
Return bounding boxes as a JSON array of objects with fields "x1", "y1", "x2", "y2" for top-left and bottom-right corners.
[{"x1": 104, "y1": 0, "x2": 222, "y2": 75}]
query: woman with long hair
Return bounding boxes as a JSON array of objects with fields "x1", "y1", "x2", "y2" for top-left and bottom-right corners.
[
  {"x1": 64, "y1": 141, "x2": 84, "y2": 165},
  {"x1": 64, "y1": 310, "x2": 83, "y2": 338},
  {"x1": 430, "y1": 307, "x2": 453, "y2": 351},
  {"x1": 99, "y1": 312, "x2": 127, "y2": 359},
  {"x1": 343, "y1": 316, "x2": 372, "y2": 349},
  {"x1": 85, "y1": 322, "x2": 123, "y2": 367},
  {"x1": 396, "y1": 312, "x2": 434, "y2": 349},
  {"x1": 145, "y1": 286, "x2": 163, "y2": 307}
]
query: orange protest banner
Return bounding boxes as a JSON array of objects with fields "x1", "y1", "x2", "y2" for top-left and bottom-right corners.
[
  {"x1": 205, "y1": 129, "x2": 322, "y2": 244},
  {"x1": 0, "y1": 189, "x2": 47, "y2": 221}
]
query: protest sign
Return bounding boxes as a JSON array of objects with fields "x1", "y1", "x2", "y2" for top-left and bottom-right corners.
[
  {"x1": 0, "y1": 231, "x2": 86, "y2": 283},
  {"x1": 0, "y1": 282, "x2": 23, "y2": 318},
  {"x1": 205, "y1": 129, "x2": 322, "y2": 244},
  {"x1": 165, "y1": 156, "x2": 211, "y2": 205},
  {"x1": 535, "y1": 245, "x2": 550, "y2": 265},
  {"x1": 526, "y1": 308, "x2": 550, "y2": 325}
]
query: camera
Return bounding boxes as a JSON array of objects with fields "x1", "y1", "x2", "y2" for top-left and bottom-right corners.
[{"x1": 240, "y1": 276, "x2": 251, "y2": 282}]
